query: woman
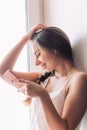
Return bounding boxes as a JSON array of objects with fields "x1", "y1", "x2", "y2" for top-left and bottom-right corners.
[{"x1": 0, "y1": 24, "x2": 87, "y2": 130}]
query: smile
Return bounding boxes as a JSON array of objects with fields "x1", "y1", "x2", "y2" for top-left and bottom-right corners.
[{"x1": 41, "y1": 63, "x2": 46, "y2": 69}]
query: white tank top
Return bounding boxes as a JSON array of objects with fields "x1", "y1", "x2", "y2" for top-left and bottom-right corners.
[{"x1": 29, "y1": 76, "x2": 86, "y2": 130}]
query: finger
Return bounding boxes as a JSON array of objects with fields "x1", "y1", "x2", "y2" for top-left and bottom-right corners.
[
  {"x1": 12, "y1": 79, "x2": 30, "y2": 84},
  {"x1": 11, "y1": 79, "x2": 24, "y2": 83},
  {"x1": 38, "y1": 24, "x2": 47, "y2": 28},
  {"x1": 17, "y1": 85, "x2": 29, "y2": 96},
  {"x1": 19, "y1": 79, "x2": 32, "y2": 85},
  {"x1": 17, "y1": 86, "x2": 25, "y2": 92},
  {"x1": 34, "y1": 24, "x2": 47, "y2": 32}
]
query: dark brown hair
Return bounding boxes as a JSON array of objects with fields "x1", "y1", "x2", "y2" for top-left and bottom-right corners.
[{"x1": 31, "y1": 27, "x2": 74, "y2": 64}]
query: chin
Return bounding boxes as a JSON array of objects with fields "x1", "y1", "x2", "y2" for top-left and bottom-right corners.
[
  {"x1": 46, "y1": 68, "x2": 54, "y2": 73},
  {"x1": 42, "y1": 65, "x2": 54, "y2": 72}
]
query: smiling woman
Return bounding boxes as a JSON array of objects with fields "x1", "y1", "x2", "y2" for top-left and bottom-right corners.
[
  {"x1": 0, "y1": 1, "x2": 29, "y2": 130},
  {"x1": 0, "y1": 24, "x2": 87, "y2": 130}
]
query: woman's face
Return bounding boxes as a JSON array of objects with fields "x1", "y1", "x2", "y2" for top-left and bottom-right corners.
[{"x1": 31, "y1": 40, "x2": 57, "y2": 72}]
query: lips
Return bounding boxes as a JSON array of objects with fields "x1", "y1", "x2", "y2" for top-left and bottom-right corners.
[{"x1": 41, "y1": 63, "x2": 46, "y2": 69}]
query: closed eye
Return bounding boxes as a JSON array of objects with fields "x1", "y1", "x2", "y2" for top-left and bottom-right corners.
[{"x1": 34, "y1": 50, "x2": 40, "y2": 58}]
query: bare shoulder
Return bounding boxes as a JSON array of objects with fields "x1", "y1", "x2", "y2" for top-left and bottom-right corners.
[
  {"x1": 70, "y1": 71, "x2": 87, "y2": 90},
  {"x1": 75, "y1": 71, "x2": 87, "y2": 79},
  {"x1": 68, "y1": 71, "x2": 87, "y2": 99},
  {"x1": 62, "y1": 71, "x2": 87, "y2": 129},
  {"x1": 68, "y1": 71, "x2": 87, "y2": 110}
]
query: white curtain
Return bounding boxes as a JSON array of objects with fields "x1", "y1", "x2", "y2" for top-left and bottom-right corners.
[{"x1": 0, "y1": 0, "x2": 30, "y2": 130}]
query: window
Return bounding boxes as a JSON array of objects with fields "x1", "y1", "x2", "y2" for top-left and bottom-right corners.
[{"x1": 0, "y1": 0, "x2": 30, "y2": 130}]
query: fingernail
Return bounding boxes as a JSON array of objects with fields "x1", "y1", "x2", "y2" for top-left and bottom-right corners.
[{"x1": 11, "y1": 80, "x2": 19, "y2": 82}]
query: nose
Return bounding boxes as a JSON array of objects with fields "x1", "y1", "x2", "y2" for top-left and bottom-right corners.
[{"x1": 35, "y1": 58, "x2": 41, "y2": 66}]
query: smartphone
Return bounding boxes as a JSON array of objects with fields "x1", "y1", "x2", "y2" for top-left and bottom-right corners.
[{"x1": 2, "y1": 70, "x2": 24, "y2": 89}]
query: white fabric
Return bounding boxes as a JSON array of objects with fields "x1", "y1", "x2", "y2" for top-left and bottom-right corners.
[{"x1": 30, "y1": 77, "x2": 86, "y2": 130}]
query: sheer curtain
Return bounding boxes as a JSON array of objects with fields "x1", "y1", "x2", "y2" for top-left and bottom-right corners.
[{"x1": 0, "y1": 0, "x2": 30, "y2": 130}]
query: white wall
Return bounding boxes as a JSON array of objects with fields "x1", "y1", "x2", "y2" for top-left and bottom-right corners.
[
  {"x1": 43, "y1": 0, "x2": 87, "y2": 72},
  {"x1": 27, "y1": 0, "x2": 44, "y2": 71},
  {"x1": 42, "y1": 0, "x2": 87, "y2": 129},
  {"x1": 27, "y1": 0, "x2": 44, "y2": 28}
]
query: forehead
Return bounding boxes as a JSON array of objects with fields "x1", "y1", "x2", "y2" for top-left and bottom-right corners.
[
  {"x1": 30, "y1": 40, "x2": 44, "y2": 53},
  {"x1": 31, "y1": 41, "x2": 41, "y2": 51}
]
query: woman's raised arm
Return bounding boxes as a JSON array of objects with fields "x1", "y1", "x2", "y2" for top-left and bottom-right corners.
[
  {"x1": 0, "y1": 24, "x2": 45, "y2": 88},
  {"x1": 0, "y1": 24, "x2": 45, "y2": 76}
]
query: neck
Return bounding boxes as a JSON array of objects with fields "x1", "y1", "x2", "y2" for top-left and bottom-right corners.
[{"x1": 55, "y1": 61, "x2": 74, "y2": 78}]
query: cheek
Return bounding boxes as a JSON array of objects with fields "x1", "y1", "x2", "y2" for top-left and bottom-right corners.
[
  {"x1": 39, "y1": 53, "x2": 47, "y2": 62},
  {"x1": 41, "y1": 51, "x2": 54, "y2": 64},
  {"x1": 41, "y1": 56, "x2": 46, "y2": 62},
  {"x1": 43, "y1": 55, "x2": 50, "y2": 63},
  {"x1": 43, "y1": 57, "x2": 52, "y2": 65}
]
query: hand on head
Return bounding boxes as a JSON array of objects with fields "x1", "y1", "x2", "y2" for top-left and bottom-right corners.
[{"x1": 24, "y1": 24, "x2": 47, "y2": 41}]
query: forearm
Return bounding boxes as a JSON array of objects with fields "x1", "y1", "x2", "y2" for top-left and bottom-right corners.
[
  {"x1": 38, "y1": 91, "x2": 68, "y2": 130},
  {"x1": 0, "y1": 37, "x2": 28, "y2": 76},
  {"x1": 0, "y1": 24, "x2": 46, "y2": 77}
]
